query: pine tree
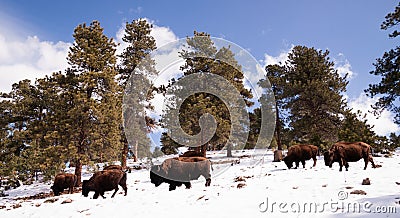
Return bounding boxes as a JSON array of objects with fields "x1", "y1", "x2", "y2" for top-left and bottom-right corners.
[
  {"x1": 67, "y1": 20, "x2": 121, "y2": 185},
  {"x1": 338, "y1": 109, "x2": 377, "y2": 147},
  {"x1": 118, "y1": 19, "x2": 157, "y2": 165},
  {"x1": 365, "y1": 2, "x2": 400, "y2": 125},
  {"x1": 264, "y1": 46, "x2": 348, "y2": 148},
  {"x1": 161, "y1": 31, "x2": 253, "y2": 157}
]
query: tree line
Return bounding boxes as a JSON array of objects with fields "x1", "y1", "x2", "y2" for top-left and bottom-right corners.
[{"x1": 1, "y1": 2, "x2": 400, "y2": 183}]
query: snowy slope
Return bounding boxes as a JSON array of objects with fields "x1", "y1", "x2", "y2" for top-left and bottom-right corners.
[{"x1": 1, "y1": 149, "x2": 399, "y2": 218}]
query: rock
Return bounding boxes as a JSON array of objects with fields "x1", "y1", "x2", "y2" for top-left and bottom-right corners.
[
  {"x1": 61, "y1": 198, "x2": 73, "y2": 204},
  {"x1": 44, "y1": 198, "x2": 58, "y2": 203},
  {"x1": 237, "y1": 183, "x2": 246, "y2": 189},
  {"x1": 345, "y1": 186, "x2": 353, "y2": 189},
  {"x1": 234, "y1": 176, "x2": 246, "y2": 182},
  {"x1": 350, "y1": 190, "x2": 367, "y2": 195},
  {"x1": 362, "y1": 178, "x2": 371, "y2": 185},
  {"x1": 12, "y1": 203, "x2": 21, "y2": 209},
  {"x1": 322, "y1": 184, "x2": 327, "y2": 187}
]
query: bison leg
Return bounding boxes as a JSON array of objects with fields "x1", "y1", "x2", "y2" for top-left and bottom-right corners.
[
  {"x1": 111, "y1": 187, "x2": 119, "y2": 198},
  {"x1": 338, "y1": 159, "x2": 343, "y2": 172},
  {"x1": 120, "y1": 185, "x2": 127, "y2": 196},
  {"x1": 68, "y1": 186, "x2": 73, "y2": 194},
  {"x1": 184, "y1": 182, "x2": 191, "y2": 189},
  {"x1": 169, "y1": 184, "x2": 177, "y2": 191},
  {"x1": 301, "y1": 160, "x2": 306, "y2": 168},
  {"x1": 369, "y1": 155, "x2": 376, "y2": 168},
  {"x1": 205, "y1": 178, "x2": 211, "y2": 187},
  {"x1": 119, "y1": 181, "x2": 128, "y2": 196},
  {"x1": 312, "y1": 157, "x2": 317, "y2": 167},
  {"x1": 93, "y1": 192, "x2": 100, "y2": 199}
]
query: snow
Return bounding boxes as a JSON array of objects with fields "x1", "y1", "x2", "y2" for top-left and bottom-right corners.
[{"x1": 1, "y1": 149, "x2": 399, "y2": 218}]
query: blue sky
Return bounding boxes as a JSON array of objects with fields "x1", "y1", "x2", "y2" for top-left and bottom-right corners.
[{"x1": 0, "y1": 0, "x2": 399, "y2": 136}]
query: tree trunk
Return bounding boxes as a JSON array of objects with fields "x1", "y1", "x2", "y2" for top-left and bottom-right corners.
[
  {"x1": 121, "y1": 141, "x2": 128, "y2": 167},
  {"x1": 74, "y1": 159, "x2": 82, "y2": 187},
  {"x1": 273, "y1": 150, "x2": 283, "y2": 162},
  {"x1": 133, "y1": 141, "x2": 138, "y2": 162},
  {"x1": 276, "y1": 103, "x2": 282, "y2": 151},
  {"x1": 227, "y1": 143, "x2": 232, "y2": 157}
]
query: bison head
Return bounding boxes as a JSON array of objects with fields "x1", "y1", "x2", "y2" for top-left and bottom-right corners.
[
  {"x1": 283, "y1": 156, "x2": 293, "y2": 169},
  {"x1": 50, "y1": 185, "x2": 60, "y2": 196},
  {"x1": 150, "y1": 165, "x2": 164, "y2": 187},
  {"x1": 323, "y1": 151, "x2": 334, "y2": 167},
  {"x1": 82, "y1": 180, "x2": 90, "y2": 197}
]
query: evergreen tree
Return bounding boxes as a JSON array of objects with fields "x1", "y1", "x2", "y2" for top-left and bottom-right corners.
[
  {"x1": 338, "y1": 109, "x2": 377, "y2": 147},
  {"x1": 118, "y1": 19, "x2": 157, "y2": 165},
  {"x1": 264, "y1": 46, "x2": 348, "y2": 148},
  {"x1": 365, "y1": 2, "x2": 400, "y2": 125},
  {"x1": 161, "y1": 31, "x2": 253, "y2": 157},
  {"x1": 67, "y1": 20, "x2": 121, "y2": 185}
]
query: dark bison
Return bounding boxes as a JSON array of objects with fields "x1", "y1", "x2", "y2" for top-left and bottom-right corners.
[
  {"x1": 103, "y1": 165, "x2": 123, "y2": 171},
  {"x1": 324, "y1": 141, "x2": 376, "y2": 171},
  {"x1": 283, "y1": 144, "x2": 319, "y2": 169},
  {"x1": 150, "y1": 156, "x2": 211, "y2": 191},
  {"x1": 51, "y1": 173, "x2": 77, "y2": 196},
  {"x1": 82, "y1": 169, "x2": 127, "y2": 199},
  {"x1": 179, "y1": 150, "x2": 204, "y2": 157}
]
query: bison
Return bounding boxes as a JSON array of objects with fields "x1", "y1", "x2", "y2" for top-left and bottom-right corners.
[
  {"x1": 103, "y1": 165, "x2": 123, "y2": 171},
  {"x1": 150, "y1": 156, "x2": 211, "y2": 191},
  {"x1": 179, "y1": 150, "x2": 204, "y2": 157},
  {"x1": 82, "y1": 169, "x2": 127, "y2": 199},
  {"x1": 51, "y1": 173, "x2": 77, "y2": 196},
  {"x1": 283, "y1": 144, "x2": 319, "y2": 169},
  {"x1": 324, "y1": 141, "x2": 376, "y2": 171}
]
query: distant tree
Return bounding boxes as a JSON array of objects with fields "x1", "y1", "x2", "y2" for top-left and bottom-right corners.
[
  {"x1": 388, "y1": 132, "x2": 400, "y2": 150},
  {"x1": 365, "y1": 2, "x2": 400, "y2": 125},
  {"x1": 118, "y1": 19, "x2": 157, "y2": 165},
  {"x1": 338, "y1": 109, "x2": 377, "y2": 147}
]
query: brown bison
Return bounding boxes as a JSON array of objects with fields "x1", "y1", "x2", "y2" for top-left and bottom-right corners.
[
  {"x1": 179, "y1": 150, "x2": 204, "y2": 157},
  {"x1": 283, "y1": 144, "x2": 319, "y2": 169},
  {"x1": 51, "y1": 173, "x2": 77, "y2": 196},
  {"x1": 82, "y1": 169, "x2": 127, "y2": 199},
  {"x1": 324, "y1": 142, "x2": 376, "y2": 171},
  {"x1": 103, "y1": 165, "x2": 123, "y2": 171},
  {"x1": 150, "y1": 156, "x2": 211, "y2": 191}
]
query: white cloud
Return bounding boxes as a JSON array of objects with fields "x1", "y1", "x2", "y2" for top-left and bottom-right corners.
[
  {"x1": 0, "y1": 34, "x2": 70, "y2": 93},
  {"x1": 263, "y1": 46, "x2": 292, "y2": 67},
  {"x1": 334, "y1": 53, "x2": 356, "y2": 80},
  {"x1": 150, "y1": 23, "x2": 178, "y2": 49},
  {"x1": 348, "y1": 93, "x2": 400, "y2": 136}
]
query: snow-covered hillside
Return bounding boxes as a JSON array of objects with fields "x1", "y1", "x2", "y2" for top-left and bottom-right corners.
[{"x1": 1, "y1": 149, "x2": 399, "y2": 218}]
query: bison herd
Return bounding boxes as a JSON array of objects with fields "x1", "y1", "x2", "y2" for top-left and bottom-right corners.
[
  {"x1": 50, "y1": 141, "x2": 378, "y2": 198},
  {"x1": 284, "y1": 141, "x2": 376, "y2": 171}
]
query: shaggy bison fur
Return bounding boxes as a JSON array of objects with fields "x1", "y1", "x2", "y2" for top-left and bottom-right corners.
[
  {"x1": 51, "y1": 173, "x2": 77, "y2": 196},
  {"x1": 324, "y1": 141, "x2": 376, "y2": 171},
  {"x1": 82, "y1": 169, "x2": 127, "y2": 199},
  {"x1": 150, "y1": 156, "x2": 211, "y2": 191},
  {"x1": 179, "y1": 150, "x2": 204, "y2": 157},
  {"x1": 283, "y1": 144, "x2": 319, "y2": 169}
]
